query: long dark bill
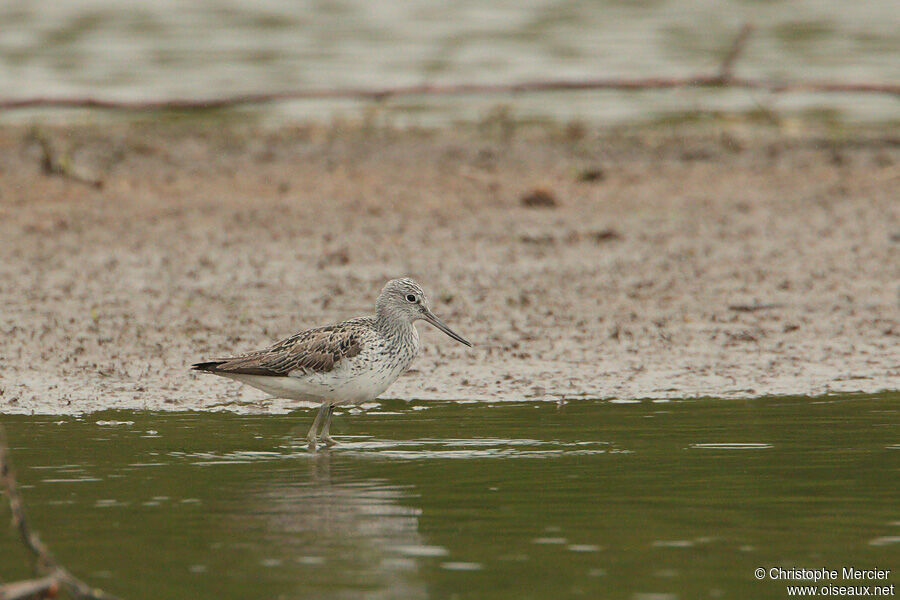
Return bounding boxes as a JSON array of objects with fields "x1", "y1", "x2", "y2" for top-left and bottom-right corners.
[{"x1": 422, "y1": 309, "x2": 472, "y2": 347}]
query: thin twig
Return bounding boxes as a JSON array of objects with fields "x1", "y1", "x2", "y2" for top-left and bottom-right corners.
[
  {"x1": 718, "y1": 24, "x2": 754, "y2": 81},
  {"x1": 0, "y1": 425, "x2": 121, "y2": 600}
]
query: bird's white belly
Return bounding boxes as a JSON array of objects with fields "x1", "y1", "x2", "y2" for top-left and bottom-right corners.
[
  {"x1": 223, "y1": 359, "x2": 409, "y2": 406},
  {"x1": 219, "y1": 373, "x2": 324, "y2": 401},
  {"x1": 331, "y1": 367, "x2": 402, "y2": 404},
  {"x1": 221, "y1": 328, "x2": 418, "y2": 405}
]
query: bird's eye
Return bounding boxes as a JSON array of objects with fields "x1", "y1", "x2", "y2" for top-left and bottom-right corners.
[{"x1": 406, "y1": 294, "x2": 416, "y2": 302}]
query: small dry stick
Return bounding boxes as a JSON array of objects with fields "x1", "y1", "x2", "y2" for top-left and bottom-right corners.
[
  {"x1": 30, "y1": 129, "x2": 104, "y2": 189},
  {"x1": 0, "y1": 425, "x2": 121, "y2": 600},
  {"x1": 728, "y1": 303, "x2": 786, "y2": 312}
]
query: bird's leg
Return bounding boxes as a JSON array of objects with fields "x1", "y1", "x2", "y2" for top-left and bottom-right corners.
[
  {"x1": 320, "y1": 405, "x2": 337, "y2": 447},
  {"x1": 307, "y1": 403, "x2": 329, "y2": 450}
]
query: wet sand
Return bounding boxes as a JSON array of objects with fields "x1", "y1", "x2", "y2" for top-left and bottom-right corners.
[{"x1": 0, "y1": 120, "x2": 897, "y2": 414}]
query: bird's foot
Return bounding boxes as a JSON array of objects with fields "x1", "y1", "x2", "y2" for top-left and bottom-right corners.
[
  {"x1": 307, "y1": 435, "x2": 318, "y2": 452},
  {"x1": 321, "y1": 434, "x2": 337, "y2": 448}
]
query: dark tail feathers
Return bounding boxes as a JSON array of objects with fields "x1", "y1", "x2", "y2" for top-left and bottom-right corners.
[{"x1": 191, "y1": 361, "x2": 226, "y2": 373}]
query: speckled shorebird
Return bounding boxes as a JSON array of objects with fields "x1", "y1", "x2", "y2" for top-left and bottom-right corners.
[{"x1": 192, "y1": 278, "x2": 471, "y2": 449}]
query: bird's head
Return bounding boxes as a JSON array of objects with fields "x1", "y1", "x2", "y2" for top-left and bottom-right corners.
[{"x1": 376, "y1": 278, "x2": 471, "y2": 347}]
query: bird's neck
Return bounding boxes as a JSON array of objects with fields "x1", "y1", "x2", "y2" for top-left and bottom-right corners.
[{"x1": 374, "y1": 309, "x2": 417, "y2": 347}]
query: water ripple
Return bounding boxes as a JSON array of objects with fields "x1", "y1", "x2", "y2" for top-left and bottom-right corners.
[
  {"x1": 175, "y1": 438, "x2": 614, "y2": 464},
  {"x1": 688, "y1": 443, "x2": 773, "y2": 450}
]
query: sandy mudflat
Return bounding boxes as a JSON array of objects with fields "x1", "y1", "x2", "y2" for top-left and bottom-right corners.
[{"x1": 0, "y1": 120, "x2": 897, "y2": 414}]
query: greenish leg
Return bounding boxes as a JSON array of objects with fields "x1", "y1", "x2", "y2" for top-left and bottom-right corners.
[
  {"x1": 320, "y1": 405, "x2": 337, "y2": 447},
  {"x1": 307, "y1": 403, "x2": 329, "y2": 450}
]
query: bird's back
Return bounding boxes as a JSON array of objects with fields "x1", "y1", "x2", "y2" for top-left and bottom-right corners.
[{"x1": 193, "y1": 315, "x2": 419, "y2": 403}]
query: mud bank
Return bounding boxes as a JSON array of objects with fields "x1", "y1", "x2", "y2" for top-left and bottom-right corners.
[{"x1": 0, "y1": 121, "x2": 897, "y2": 413}]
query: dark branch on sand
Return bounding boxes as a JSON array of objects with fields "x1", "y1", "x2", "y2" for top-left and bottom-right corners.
[
  {"x1": 728, "y1": 303, "x2": 786, "y2": 312},
  {"x1": 0, "y1": 425, "x2": 121, "y2": 600},
  {"x1": 2, "y1": 76, "x2": 897, "y2": 114}
]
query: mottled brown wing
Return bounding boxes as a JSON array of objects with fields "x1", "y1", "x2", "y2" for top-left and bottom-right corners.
[{"x1": 193, "y1": 321, "x2": 365, "y2": 376}]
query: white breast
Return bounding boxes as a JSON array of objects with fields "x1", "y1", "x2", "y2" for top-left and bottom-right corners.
[
  {"x1": 276, "y1": 324, "x2": 420, "y2": 405},
  {"x1": 329, "y1": 325, "x2": 419, "y2": 404}
]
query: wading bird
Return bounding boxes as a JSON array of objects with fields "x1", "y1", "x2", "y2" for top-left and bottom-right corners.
[{"x1": 192, "y1": 278, "x2": 471, "y2": 449}]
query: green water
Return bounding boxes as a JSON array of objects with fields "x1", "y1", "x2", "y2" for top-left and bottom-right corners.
[{"x1": 1, "y1": 395, "x2": 898, "y2": 599}]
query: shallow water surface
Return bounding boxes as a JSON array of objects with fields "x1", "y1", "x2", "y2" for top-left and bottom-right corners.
[
  {"x1": 1, "y1": 395, "x2": 898, "y2": 599},
  {"x1": 2, "y1": 1, "x2": 898, "y2": 123}
]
